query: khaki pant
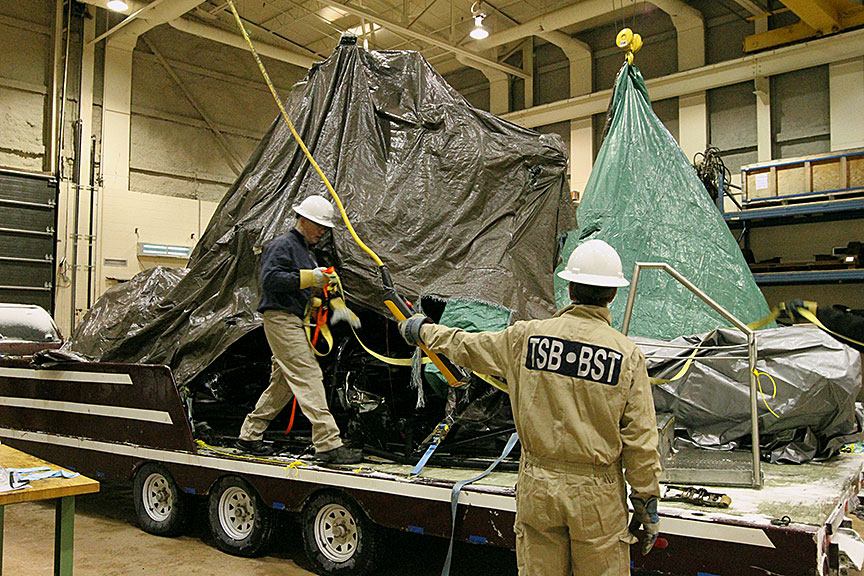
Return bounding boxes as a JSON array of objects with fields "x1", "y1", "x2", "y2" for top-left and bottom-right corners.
[
  {"x1": 515, "y1": 456, "x2": 633, "y2": 576},
  {"x1": 239, "y1": 310, "x2": 343, "y2": 453}
]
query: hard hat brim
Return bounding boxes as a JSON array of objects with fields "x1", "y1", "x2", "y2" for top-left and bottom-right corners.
[
  {"x1": 294, "y1": 206, "x2": 335, "y2": 228},
  {"x1": 557, "y1": 269, "x2": 630, "y2": 287}
]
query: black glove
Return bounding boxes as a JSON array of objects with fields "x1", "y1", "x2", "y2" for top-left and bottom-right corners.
[
  {"x1": 779, "y1": 300, "x2": 818, "y2": 323},
  {"x1": 628, "y1": 496, "x2": 660, "y2": 555},
  {"x1": 398, "y1": 313, "x2": 432, "y2": 346}
]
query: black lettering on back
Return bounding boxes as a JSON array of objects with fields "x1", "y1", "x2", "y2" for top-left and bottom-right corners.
[{"x1": 525, "y1": 336, "x2": 623, "y2": 386}]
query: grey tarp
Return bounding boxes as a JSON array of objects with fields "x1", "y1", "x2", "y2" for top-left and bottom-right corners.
[
  {"x1": 641, "y1": 325, "x2": 863, "y2": 462},
  {"x1": 555, "y1": 62, "x2": 772, "y2": 339},
  {"x1": 64, "y1": 39, "x2": 571, "y2": 386}
]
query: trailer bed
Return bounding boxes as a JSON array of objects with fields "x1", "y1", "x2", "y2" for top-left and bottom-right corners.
[{"x1": 1, "y1": 358, "x2": 861, "y2": 576}]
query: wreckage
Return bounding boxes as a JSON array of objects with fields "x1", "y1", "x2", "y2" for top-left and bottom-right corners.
[{"x1": 57, "y1": 43, "x2": 860, "y2": 465}]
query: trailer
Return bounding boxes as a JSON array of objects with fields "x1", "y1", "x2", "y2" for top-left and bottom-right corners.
[{"x1": 1, "y1": 357, "x2": 862, "y2": 576}]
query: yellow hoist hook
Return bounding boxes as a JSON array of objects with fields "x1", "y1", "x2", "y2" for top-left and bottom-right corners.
[{"x1": 616, "y1": 28, "x2": 643, "y2": 64}]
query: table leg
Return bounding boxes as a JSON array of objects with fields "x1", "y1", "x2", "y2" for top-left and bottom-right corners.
[
  {"x1": 1, "y1": 504, "x2": 5, "y2": 576},
  {"x1": 54, "y1": 496, "x2": 74, "y2": 576}
]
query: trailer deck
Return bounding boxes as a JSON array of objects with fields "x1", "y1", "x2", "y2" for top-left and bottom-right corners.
[{"x1": 0, "y1": 358, "x2": 861, "y2": 575}]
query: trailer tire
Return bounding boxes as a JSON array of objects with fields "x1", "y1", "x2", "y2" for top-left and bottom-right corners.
[
  {"x1": 302, "y1": 491, "x2": 382, "y2": 576},
  {"x1": 207, "y1": 476, "x2": 274, "y2": 557},
  {"x1": 132, "y1": 463, "x2": 190, "y2": 537}
]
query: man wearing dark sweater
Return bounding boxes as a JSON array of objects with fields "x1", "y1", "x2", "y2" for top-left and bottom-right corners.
[{"x1": 236, "y1": 195, "x2": 362, "y2": 464}]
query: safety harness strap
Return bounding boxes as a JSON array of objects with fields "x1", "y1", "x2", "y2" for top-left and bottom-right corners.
[
  {"x1": 441, "y1": 432, "x2": 520, "y2": 576},
  {"x1": 304, "y1": 298, "x2": 333, "y2": 357}
]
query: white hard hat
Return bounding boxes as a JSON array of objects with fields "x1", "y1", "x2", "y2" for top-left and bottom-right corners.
[
  {"x1": 293, "y1": 195, "x2": 336, "y2": 228},
  {"x1": 557, "y1": 239, "x2": 630, "y2": 287}
]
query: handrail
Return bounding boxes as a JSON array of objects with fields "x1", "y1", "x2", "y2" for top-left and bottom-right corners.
[{"x1": 621, "y1": 262, "x2": 762, "y2": 488}]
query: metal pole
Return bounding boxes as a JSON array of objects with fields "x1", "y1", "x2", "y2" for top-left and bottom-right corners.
[
  {"x1": 621, "y1": 262, "x2": 642, "y2": 336},
  {"x1": 55, "y1": 0, "x2": 73, "y2": 181},
  {"x1": 748, "y1": 332, "x2": 762, "y2": 487},
  {"x1": 621, "y1": 261, "x2": 762, "y2": 487},
  {"x1": 70, "y1": 120, "x2": 82, "y2": 330},
  {"x1": 87, "y1": 135, "x2": 96, "y2": 309},
  {"x1": 717, "y1": 164, "x2": 725, "y2": 215}
]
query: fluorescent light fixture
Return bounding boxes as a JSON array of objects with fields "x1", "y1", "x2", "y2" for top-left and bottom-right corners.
[
  {"x1": 137, "y1": 243, "x2": 192, "y2": 259},
  {"x1": 470, "y1": 14, "x2": 489, "y2": 39},
  {"x1": 106, "y1": 0, "x2": 129, "y2": 12}
]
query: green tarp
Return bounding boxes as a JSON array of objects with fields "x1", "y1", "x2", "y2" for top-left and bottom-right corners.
[
  {"x1": 555, "y1": 63, "x2": 772, "y2": 339},
  {"x1": 425, "y1": 299, "x2": 512, "y2": 395}
]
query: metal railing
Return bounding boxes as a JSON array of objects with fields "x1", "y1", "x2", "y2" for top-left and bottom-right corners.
[{"x1": 621, "y1": 262, "x2": 762, "y2": 488}]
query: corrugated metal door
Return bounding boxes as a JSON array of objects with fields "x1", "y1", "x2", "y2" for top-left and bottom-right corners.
[{"x1": 0, "y1": 168, "x2": 58, "y2": 311}]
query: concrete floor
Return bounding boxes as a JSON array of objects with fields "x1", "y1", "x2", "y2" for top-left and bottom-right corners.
[
  {"x1": 7, "y1": 482, "x2": 864, "y2": 576},
  {"x1": 2, "y1": 481, "x2": 519, "y2": 576}
]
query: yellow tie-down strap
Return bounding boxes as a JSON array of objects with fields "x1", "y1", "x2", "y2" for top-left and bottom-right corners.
[
  {"x1": 647, "y1": 332, "x2": 780, "y2": 418},
  {"x1": 797, "y1": 307, "x2": 864, "y2": 349},
  {"x1": 348, "y1": 325, "x2": 510, "y2": 394}
]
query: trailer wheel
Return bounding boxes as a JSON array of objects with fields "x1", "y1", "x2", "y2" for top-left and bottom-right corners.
[
  {"x1": 132, "y1": 463, "x2": 190, "y2": 537},
  {"x1": 207, "y1": 476, "x2": 274, "y2": 557},
  {"x1": 302, "y1": 491, "x2": 382, "y2": 575}
]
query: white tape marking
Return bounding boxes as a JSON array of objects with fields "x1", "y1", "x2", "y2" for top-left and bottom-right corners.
[
  {"x1": 0, "y1": 398, "x2": 172, "y2": 424},
  {"x1": 0, "y1": 367, "x2": 133, "y2": 385}
]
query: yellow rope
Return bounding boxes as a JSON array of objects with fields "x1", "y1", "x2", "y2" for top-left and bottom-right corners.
[
  {"x1": 753, "y1": 369, "x2": 780, "y2": 418},
  {"x1": 195, "y1": 439, "x2": 307, "y2": 467},
  {"x1": 225, "y1": 0, "x2": 383, "y2": 268}
]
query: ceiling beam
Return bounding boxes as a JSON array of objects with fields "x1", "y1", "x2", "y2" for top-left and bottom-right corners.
[
  {"x1": 781, "y1": 0, "x2": 840, "y2": 33},
  {"x1": 729, "y1": 0, "x2": 768, "y2": 16},
  {"x1": 745, "y1": 1, "x2": 864, "y2": 51},
  {"x1": 321, "y1": 1, "x2": 529, "y2": 78},
  {"x1": 87, "y1": 0, "x2": 171, "y2": 45},
  {"x1": 465, "y1": 0, "x2": 704, "y2": 69},
  {"x1": 168, "y1": 17, "x2": 319, "y2": 68},
  {"x1": 504, "y1": 27, "x2": 864, "y2": 128}
]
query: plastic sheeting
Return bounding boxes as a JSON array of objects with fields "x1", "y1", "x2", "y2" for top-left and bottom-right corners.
[
  {"x1": 64, "y1": 40, "x2": 571, "y2": 386},
  {"x1": 425, "y1": 299, "x2": 512, "y2": 396},
  {"x1": 556, "y1": 62, "x2": 771, "y2": 340},
  {"x1": 641, "y1": 325, "x2": 863, "y2": 463}
]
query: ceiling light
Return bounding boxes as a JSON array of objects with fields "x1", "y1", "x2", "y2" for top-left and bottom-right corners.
[
  {"x1": 106, "y1": 0, "x2": 129, "y2": 11},
  {"x1": 470, "y1": 2, "x2": 489, "y2": 40},
  {"x1": 470, "y1": 14, "x2": 489, "y2": 39}
]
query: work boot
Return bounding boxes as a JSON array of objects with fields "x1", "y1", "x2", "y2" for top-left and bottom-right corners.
[
  {"x1": 234, "y1": 438, "x2": 278, "y2": 456},
  {"x1": 316, "y1": 445, "x2": 363, "y2": 464}
]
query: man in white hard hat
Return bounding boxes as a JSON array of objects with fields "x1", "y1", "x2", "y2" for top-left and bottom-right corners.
[
  {"x1": 236, "y1": 195, "x2": 362, "y2": 464},
  {"x1": 399, "y1": 239, "x2": 661, "y2": 575}
]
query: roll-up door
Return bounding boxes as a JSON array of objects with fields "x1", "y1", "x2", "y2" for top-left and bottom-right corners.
[{"x1": 0, "y1": 168, "x2": 58, "y2": 312}]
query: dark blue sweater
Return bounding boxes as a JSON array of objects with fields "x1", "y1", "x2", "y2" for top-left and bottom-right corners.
[{"x1": 257, "y1": 228, "x2": 318, "y2": 317}]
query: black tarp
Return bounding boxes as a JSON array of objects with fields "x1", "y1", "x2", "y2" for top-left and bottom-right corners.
[{"x1": 65, "y1": 40, "x2": 572, "y2": 386}]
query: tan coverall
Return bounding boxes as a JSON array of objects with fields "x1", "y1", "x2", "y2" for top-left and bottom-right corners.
[{"x1": 421, "y1": 304, "x2": 661, "y2": 576}]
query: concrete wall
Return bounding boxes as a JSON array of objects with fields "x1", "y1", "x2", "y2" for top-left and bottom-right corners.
[{"x1": 0, "y1": 2, "x2": 54, "y2": 171}]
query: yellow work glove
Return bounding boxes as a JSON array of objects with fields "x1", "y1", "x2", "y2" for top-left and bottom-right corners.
[
  {"x1": 329, "y1": 296, "x2": 361, "y2": 329},
  {"x1": 299, "y1": 267, "x2": 337, "y2": 289}
]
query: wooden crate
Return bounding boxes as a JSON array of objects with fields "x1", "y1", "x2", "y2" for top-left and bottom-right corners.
[{"x1": 742, "y1": 147, "x2": 864, "y2": 203}]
